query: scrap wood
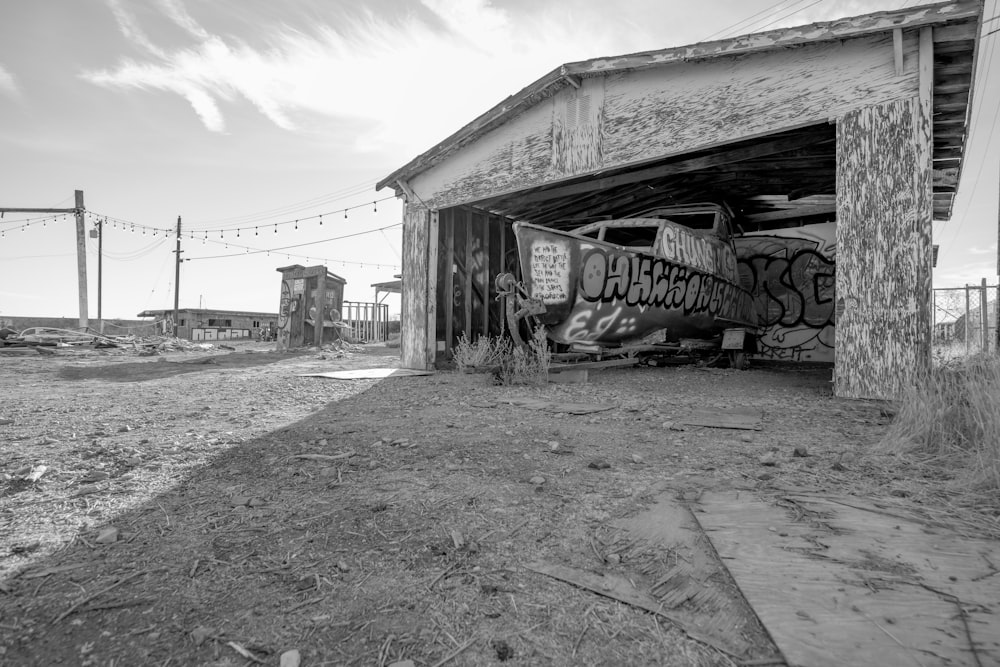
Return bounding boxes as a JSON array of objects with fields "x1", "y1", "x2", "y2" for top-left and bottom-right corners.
[
  {"x1": 679, "y1": 407, "x2": 763, "y2": 430},
  {"x1": 524, "y1": 560, "x2": 742, "y2": 659},
  {"x1": 22, "y1": 563, "x2": 89, "y2": 579},
  {"x1": 301, "y1": 368, "x2": 434, "y2": 379},
  {"x1": 290, "y1": 451, "x2": 356, "y2": 462},
  {"x1": 499, "y1": 397, "x2": 616, "y2": 415},
  {"x1": 51, "y1": 567, "x2": 162, "y2": 625},
  {"x1": 430, "y1": 635, "x2": 478, "y2": 667},
  {"x1": 227, "y1": 641, "x2": 266, "y2": 664}
]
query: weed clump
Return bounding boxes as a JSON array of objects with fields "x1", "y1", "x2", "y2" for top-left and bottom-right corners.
[
  {"x1": 451, "y1": 332, "x2": 514, "y2": 372},
  {"x1": 877, "y1": 354, "x2": 1000, "y2": 492},
  {"x1": 452, "y1": 327, "x2": 551, "y2": 386}
]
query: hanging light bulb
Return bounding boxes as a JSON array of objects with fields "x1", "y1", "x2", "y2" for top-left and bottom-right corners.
[
  {"x1": 344, "y1": 209, "x2": 348, "y2": 219},
  {"x1": 255, "y1": 227, "x2": 258, "y2": 236},
  {"x1": 237, "y1": 229, "x2": 240, "y2": 238},
  {"x1": 319, "y1": 214, "x2": 323, "y2": 226},
  {"x1": 373, "y1": 201, "x2": 377, "y2": 213},
  {"x1": 274, "y1": 223, "x2": 277, "y2": 234},
  {"x1": 294, "y1": 219, "x2": 298, "y2": 230}
]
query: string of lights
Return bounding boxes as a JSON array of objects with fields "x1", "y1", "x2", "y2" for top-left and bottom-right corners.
[
  {"x1": 181, "y1": 222, "x2": 403, "y2": 269},
  {"x1": 83, "y1": 194, "x2": 397, "y2": 239},
  {"x1": 183, "y1": 177, "x2": 384, "y2": 227},
  {"x1": 2, "y1": 204, "x2": 402, "y2": 270},
  {"x1": 0, "y1": 213, "x2": 75, "y2": 235}
]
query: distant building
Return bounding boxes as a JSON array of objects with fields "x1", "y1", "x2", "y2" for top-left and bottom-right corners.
[{"x1": 137, "y1": 308, "x2": 278, "y2": 341}]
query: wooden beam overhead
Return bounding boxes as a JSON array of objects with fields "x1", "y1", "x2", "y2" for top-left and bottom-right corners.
[{"x1": 506, "y1": 132, "x2": 832, "y2": 206}]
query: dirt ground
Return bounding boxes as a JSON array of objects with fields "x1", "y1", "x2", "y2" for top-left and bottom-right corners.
[{"x1": 0, "y1": 340, "x2": 995, "y2": 666}]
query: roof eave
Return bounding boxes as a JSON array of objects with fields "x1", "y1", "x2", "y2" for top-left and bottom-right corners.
[{"x1": 377, "y1": 0, "x2": 983, "y2": 195}]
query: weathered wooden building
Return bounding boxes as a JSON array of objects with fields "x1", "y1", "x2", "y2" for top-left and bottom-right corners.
[
  {"x1": 378, "y1": 1, "x2": 984, "y2": 400},
  {"x1": 137, "y1": 308, "x2": 277, "y2": 341}
]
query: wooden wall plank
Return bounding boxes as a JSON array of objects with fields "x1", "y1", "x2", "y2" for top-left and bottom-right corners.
[
  {"x1": 463, "y1": 209, "x2": 473, "y2": 339},
  {"x1": 481, "y1": 211, "x2": 491, "y2": 336},
  {"x1": 409, "y1": 34, "x2": 916, "y2": 208},
  {"x1": 400, "y1": 204, "x2": 429, "y2": 369},
  {"x1": 435, "y1": 209, "x2": 449, "y2": 363},
  {"x1": 444, "y1": 210, "x2": 455, "y2": 360},
  {"x1": 835, "y1": 97, "x2": 933, "y2": 399},
  {"x1": 426, "y1": 210, "x2": 439, "y2": 366}
]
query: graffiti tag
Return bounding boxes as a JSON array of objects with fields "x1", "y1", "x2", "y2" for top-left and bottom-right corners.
[{"x1": 578, "y1": 248, "x2": 755, "y2": 324}]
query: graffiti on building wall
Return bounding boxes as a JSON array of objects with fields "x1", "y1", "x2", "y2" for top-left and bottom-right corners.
[{"x1": 734, "y1": 222, "x2": 836, "y2": 362}]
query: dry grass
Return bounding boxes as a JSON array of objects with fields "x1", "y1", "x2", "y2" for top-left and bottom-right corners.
[
  {"x1": 453, "y1": 327, "x2": 552, "y2": 386},
  {"x1": 452, "y1": 332, "x2": 514, "y2": 372},
  {"x1": 498, "y1": 326, "x2": 551, "y2": 386},
  {"x1": 877, "y1": 354, "x2": 1000, "y2": 494}
]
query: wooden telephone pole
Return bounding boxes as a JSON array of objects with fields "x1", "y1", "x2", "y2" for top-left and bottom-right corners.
[
  {"x1": 173, "y1": 216, "x2": 182, "y2": 337},
  {"x1": 0, "y1": 189, "x2": 89, "y2": 329}
]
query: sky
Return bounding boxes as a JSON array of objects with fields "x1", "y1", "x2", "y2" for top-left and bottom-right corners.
[{"x1": 1, "y1": 0, "x2": 998, "y2": 323}]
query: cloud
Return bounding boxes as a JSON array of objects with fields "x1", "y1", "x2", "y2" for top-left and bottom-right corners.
[
  {"x1": 80, "y1": 0, "x2": 624, "y2": 152},
  {"x1": 157, "y1": 0, "x2": 211, "y2": 40},
  {"x1": 105, "y1": 0, "x2": 169, "y2": 59},
  {"x1": 967, "y1": 243, "x2": 998, "y2": 256},
  {"x1": 0, "y1": 64, "x2": 19, "y2": 97}
]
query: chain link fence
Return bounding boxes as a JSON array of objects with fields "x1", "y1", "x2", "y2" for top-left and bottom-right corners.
[{"x1": 933, "y1": 283, "x2": 999, "y2": 358}]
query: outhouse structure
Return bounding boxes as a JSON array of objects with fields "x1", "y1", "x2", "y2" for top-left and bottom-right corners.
[
  {"x1": 275, "y1": 264, "x2": 347, "y2": 350},
  {"x1": 378, "y1": 1, "x2": 985, "y2": 400}
]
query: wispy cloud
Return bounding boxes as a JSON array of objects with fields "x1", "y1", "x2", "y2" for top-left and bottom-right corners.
[
  {"x1": 967, "y1": 243, "x2": 998, "y2": 256},
  {"x1": 80, "y1": 0, "x2": 623, "y2": 151},
  {"x1": 0, "y1": 64, "x2": 19, "y2": 97}
]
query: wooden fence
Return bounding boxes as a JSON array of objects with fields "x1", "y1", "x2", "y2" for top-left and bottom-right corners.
[{"x1": 342, "y1": 301, "x2": 391, "y2": 342}]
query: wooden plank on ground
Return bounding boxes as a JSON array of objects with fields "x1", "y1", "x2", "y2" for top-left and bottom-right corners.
[
  {"x1": 524, "y1": 560, "x2": 744, "y2": 659},
  {"x1": 696, "y1": 490, "x2": 1000, "y2": 667},
  {"x1": 548, "y1": 357, "x2": 639, "y2": 372},
  {"x1": 599, "y1": 493, "x2": 775, "y2": 659},
  {"x1": 679, "y1": 407, "x2": 762, "y2": 430}
]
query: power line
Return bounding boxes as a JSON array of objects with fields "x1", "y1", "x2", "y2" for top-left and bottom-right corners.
[
  {"x1": 85, "y1": 194, "x2": 397, "y2": 238},
  {"x1": 182, "y1": 178, "x2": 385, "y2": 228},
  {"x1": 750, "y1": 0, "x2": 825, "y2": 33},
  {"x1": 182, "y1": 222, "x2": 403, "y2": 266},
  {"x1": 700, "y1": 0, "x2": 803, "y2": 41}
]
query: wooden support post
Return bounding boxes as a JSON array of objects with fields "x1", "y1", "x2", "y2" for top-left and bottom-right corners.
[
  {"x1": 401, "y1": 203, "x2": 431, "y2": 369},
  {"x1": 444, "y1": 212, "x2": 455, "y2": 356},
  {"x1": 464, "y1": 213, "x2": 473, "y2": 340},
  {"x1": 426, "y1": 209, "x2": 439, "y2": 366},
  {"x1": 835, "y1": 97, "x2": 933, "y2": 399},
  {"x1": 314, "y1": 270, "x2": 326, "y2": 347},
  {"x1": 893, "y1": 28, "x2": 904, "y2": 76},
  {"x1": 981, "y1": 278, "x2": 989, "y2": 352},
  {"x1": 74, "y1": 190, "x2": 88, "y2": 330},
  {"x1": 965, "y1": 284, "x2": 972, "y2": 354}
]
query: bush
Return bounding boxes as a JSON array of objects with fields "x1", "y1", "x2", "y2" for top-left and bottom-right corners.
[
  {"x1": 452, "y1": 327, "x2": 551, "y2": 386},
  {"x1": 877, "y1": 354, "x2": 1000, "y2": 491},
  {"x1": 452, "y1": 332, "x2": 514, "y2": 372},
  {"x1": 497, "y1": 326, "x2": 551, "y2": 386}
]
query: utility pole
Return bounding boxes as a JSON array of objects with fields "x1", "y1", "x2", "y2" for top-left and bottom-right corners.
[
  {"x1": 0, "y1": 190, "x2": 88, "y2": 329},
  {"x1": 97, "y1": 216, "x2": 103, "y2": 333},
  {"x1": 74, "y1": 190, "x2": 88, "y2": 329},
  {"x1": 173, "y1": 216, "x2": 182, "y2": 338}
]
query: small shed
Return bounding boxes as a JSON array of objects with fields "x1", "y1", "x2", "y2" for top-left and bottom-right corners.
[
  {"x1": 378, "y1": 0, "x2": 984, "y2": 400},
  {"x1": 275, "y1": 264, "x2": 347, "y2": 350}
]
